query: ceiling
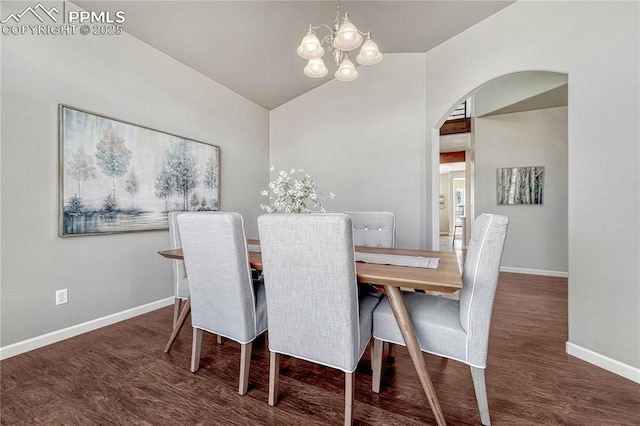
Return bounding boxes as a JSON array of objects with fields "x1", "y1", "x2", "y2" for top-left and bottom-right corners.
[
  {"x1": 73, "y1": 1, "x2": 515, "y2": 110},
  {"x1": 479, "y1": 84, "x2": 568, "y2": 117}
]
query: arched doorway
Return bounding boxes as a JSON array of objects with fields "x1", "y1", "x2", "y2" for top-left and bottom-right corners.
[{"x1": 432, "y1": 71, "x2": 568, "y2": 278}]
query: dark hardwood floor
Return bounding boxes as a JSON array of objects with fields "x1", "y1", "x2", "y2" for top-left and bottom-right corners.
[{"x1": 2, "y1": 272, "x2": 639, "y2": 425}]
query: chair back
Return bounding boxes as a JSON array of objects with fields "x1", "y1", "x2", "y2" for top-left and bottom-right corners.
[
  {"x1": 258, "y1": 213, "x2": 361, "y2": 372},
  {"x1": 344, "y1": 211, "x2": 396, "y2": 248},
  {"x1": 177, "y1": 212, "x2": 262, "y2": 343},
  {"x1": 168, "y1": 211, "x2": 189, "y2": 299},
  {"x1": 459, "y1": 213, "x2": 509, "y2": 367}
]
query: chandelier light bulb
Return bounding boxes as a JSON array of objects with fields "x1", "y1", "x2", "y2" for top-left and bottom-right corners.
[
  {"x1": 297, "y1": 31, "x2": 325, "y2": 59},
  {"x1": 333, "y1": 15, "x2": 363, "y2": 51},
  {"x1": 304, "y1": 57, "x2": 328, "y2": 78},
  {"x1": 334, "y1": 55, "x2": 359, "y2": 82},
  {"x1": 356, "y1": 36, "x2": 383, "y2": 66}
]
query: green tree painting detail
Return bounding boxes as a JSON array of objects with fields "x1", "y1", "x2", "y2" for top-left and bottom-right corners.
[
  {"x1": 203, "y1": 152, "x2": 219, "y2": 210},
  {"x1": 95, "y1": 123, "x2": 131, "y2": 204},
  {"x1": 66, "y1": 145, "x2": 96, "y2": 201},
  {"x1": 125, "y1": 168, "x2": 140, "y2": 207},
  {"x1": 162, "y1": 139, "x2": 198, "y2": 211}
]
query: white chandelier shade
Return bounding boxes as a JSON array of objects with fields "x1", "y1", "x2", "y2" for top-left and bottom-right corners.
[
  {"x1": 356, "y1": 36, "x2": 383, "y2": 66},
  {"x1": 304, "y1": 57, "x2": 329, "y2": 78},
  {"x1": 334, "y1": 54, "x2": 358, "y2": 82},
  {"x1": 296, "y1": 1, "x2": 382, "y2": 81},
  {"x1": 333, "y1": 16, "x2": 363, "y2": 51},
  {"x1": 296, "y1": 32, "x2": 324, "y2": 60}
]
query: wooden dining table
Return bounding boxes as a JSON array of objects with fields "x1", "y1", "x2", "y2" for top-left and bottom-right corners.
[{"x1": 158, "y1": 239, "x2": 462, "y2": 426}]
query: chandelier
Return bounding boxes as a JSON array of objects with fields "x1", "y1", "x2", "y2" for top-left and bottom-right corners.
[{"x1": 296, "y1": 0, "x2": 383, "y2": 82}]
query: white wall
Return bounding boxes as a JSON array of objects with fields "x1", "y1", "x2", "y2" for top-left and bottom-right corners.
[
  {"x1": 0, "y1": 3, "x2": 269, "y2": 348},
  {"x1": 270, "y1": 54, "x2": 428, "y2": 248},
  {"x1": 475, "y1": 107, "x2": 568, "y2": 275},
  {"x1": 424, "y1": 1, "x2": 639, "y2": 378}
]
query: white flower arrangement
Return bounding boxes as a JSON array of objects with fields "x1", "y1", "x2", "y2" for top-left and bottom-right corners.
[{"x1": 260, "y1": 166, "x2": 335, "y2": 213}]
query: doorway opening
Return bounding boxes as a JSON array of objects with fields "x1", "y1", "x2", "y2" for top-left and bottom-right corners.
[
  {"x1": 438, "y1": 160, "x2": 467, "y2": 256},
  {"x1": 432, "y1": 71, "x2": 568, "y2": 280},
  {"x1": 438, "y1": 99, "x2": 471, "y2": 254}
]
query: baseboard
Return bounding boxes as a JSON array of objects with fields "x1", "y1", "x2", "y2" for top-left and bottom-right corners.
[
  {"x1": 566, "y1": 342, "x2": 640, "y2": 384},
  {"x1": 500, "y1": 266, "x2": 568, "y2": 278},
  {"x1": 0, "y1": 297, "x2": 174, "y2": 361}
]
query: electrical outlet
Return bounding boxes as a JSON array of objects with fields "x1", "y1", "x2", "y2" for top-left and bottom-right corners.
[{"x1": 56, "y1": 289, "x2": 68, "y2": 305}]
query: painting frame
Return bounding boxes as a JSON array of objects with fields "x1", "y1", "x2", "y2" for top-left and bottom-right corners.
[
  {"x1": 496, "y1": 166, "x2": 544, "y2": 205},
  {"x1": 59, "y1": 104, "x2": 220, "y2": 237}
]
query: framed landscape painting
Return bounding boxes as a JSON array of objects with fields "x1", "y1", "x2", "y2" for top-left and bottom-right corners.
[
  {"x1": 59, "y1": 105, "x2": 220, "y2": 236},
  {"x1": 496, "y1": 166, "x2": 544, "y2": 205}
]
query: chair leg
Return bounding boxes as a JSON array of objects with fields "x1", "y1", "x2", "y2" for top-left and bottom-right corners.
[
  {"x1": 239, "y1": 342, "x2": 253, "y2": 395},
  {"x1": 268, "y1": 351, "x2": 280, "y2": 406},
  {"x1": 217, "y1": 335, "x2": 223, "y2": 345},
  {"x1": 470, "y1": 366, "x2": 491, "y2": 426},
  {"x1": 172, "y1": 298, "x2": 182, "y2": 328},
  {"x1": 344, "y1": 371, "x2": 355, "y2": 426},
  {"x1": 164, "y1": 297, "x2": 191, "y2": 353},
  {"x1": 387, "y1": 342, "x2": 396, "y2": 360},
  {"x1": 191, "y1": 328, "x2": 203, "y2": 373},
  {"x1": 453, "y1": 224, "x2": 461, "y2": 245},
  {"x1": 371, "y1": 338, "x2": 384, "y2": 393}
]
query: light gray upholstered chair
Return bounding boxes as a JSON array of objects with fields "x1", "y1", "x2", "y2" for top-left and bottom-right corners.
[
  {"x1": 344, "y1": 211, "x2": 398, "y2": 357},
  {"x1": 371, "y1": 213, "x2": 508, "y2": 426},
  {"x1": 344, "y1": 211, "x2": 396, "y2": 248},
  {"x1": 177, "y1": 212, "x2": 268, "y2": 395},
  {"x1": 257, "y1": 213, "x2": 381, "y2": 426},
  {"x1": 168, "y1": 211, "x2": 189, "y2": 328}
]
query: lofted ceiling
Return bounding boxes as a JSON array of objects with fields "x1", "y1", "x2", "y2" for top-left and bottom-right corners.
[
  {"x1": 479, "y1": 84, "x2": 568, "y2": 117},
  {"x1": 72, "y1": 1, "x2": 515, "y2": 110}
]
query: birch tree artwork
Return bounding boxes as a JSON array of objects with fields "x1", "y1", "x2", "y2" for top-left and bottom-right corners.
[
  {"x1": 60, "y1": 105, "x2": 220, "y2": 236},
  {"x1": 497, "y1": 166, "x2": 544, "y2": 205}
]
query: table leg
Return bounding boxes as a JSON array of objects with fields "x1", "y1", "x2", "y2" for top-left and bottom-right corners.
[
  {"x1": 164, "y1": 297, "x2": 191, "y2": 353},
  {"x1": 384, "y1": 285, "x2": 447, "y2": 426}
]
